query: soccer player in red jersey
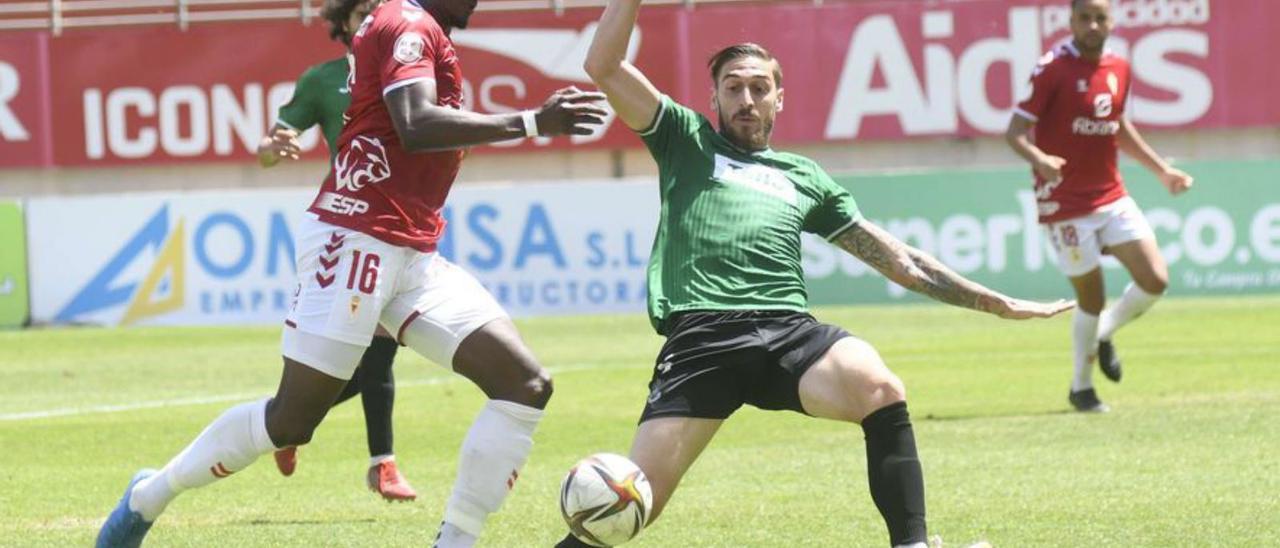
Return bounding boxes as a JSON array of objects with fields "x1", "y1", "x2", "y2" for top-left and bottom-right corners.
[
  {"x1": 257, "y1": 0, "x2": 421, "y2": 503},
  {"x1": 96, "y1": 0, "x2": 608, "y2": 546},
  {"x1": 1006, "y1": 0, "x2": 1193, "y2": 413}
]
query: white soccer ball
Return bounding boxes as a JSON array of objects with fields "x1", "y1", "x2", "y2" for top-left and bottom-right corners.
[{"x1": 558, "y1": 453, "x2": 653, "y2": 547}]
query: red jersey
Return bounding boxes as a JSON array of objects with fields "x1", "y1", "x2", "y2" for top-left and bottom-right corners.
[
  {"x1": 1014, "y1": 41, "x2": 1132, "y2": 223},
  {"x1": 308, "y1": 0, "x2": 465, "y2": 252}
]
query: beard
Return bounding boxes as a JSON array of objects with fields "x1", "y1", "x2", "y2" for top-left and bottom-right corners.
[{"x1": 717, "y1": 111, "x2": 773, "y2": 152}]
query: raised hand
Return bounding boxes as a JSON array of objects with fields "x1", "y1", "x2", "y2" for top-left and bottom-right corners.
[
  {"x1": 535, "y1": 86, "x2": 610, "y2": 137},
  {"x1": 257, "y1": 127, "x2": 302, "y2": 167}
]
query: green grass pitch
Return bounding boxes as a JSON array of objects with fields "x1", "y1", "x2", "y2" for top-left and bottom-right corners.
[{"x1": 1, "y1": 296, "x2": 1277, "y2": 546}]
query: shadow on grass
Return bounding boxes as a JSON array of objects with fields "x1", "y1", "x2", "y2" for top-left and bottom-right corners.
[
  {"x1": 922, "y1": 408, "x2": 1076, "y2": 422},
  {"x1": 245, "y1": 518, "x2": 377, "y2": 526}
]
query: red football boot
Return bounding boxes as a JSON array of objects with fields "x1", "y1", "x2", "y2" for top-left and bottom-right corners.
[
  {"x1": 367, "y1": 459, "x2": 417, "y2": 502},
  {"x1": 274, "y1": 446, "x2": 297, "y2": 477}
]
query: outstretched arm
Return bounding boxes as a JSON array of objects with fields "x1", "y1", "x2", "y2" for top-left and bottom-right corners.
[
  {"x1": 833, "y1": 221, "x2": 1073, "y2": 319},
  {"x1": 1118, "y1": 118, "x2": 1193, "y2": 195},
  {"x1": 385, "y1": 83, "x2": 607, "y2": 153},
  {"x1": 583, "y1": 0, "x2": 661, "y2": 131}
]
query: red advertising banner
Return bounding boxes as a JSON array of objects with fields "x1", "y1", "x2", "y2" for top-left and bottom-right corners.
[
  {"x1": 680, "y1": 0, "x2": 1276, "y2": 142},
  {"x1": 48, "y1": 22, "x2": 345, "y2": 166},
  {"x1": 41, "y1": 10, "x2": 677, "y2": 166},
  {"x1": 3, "y1": 0, "x2": 1276, "y2": 168},
  {"x1": 0, "y1": 33, "x2": 50, "y2": 168}
]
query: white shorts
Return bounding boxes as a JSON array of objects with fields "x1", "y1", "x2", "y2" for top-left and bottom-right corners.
[
  {"x1": 282, "y1": 216, "x2": 507, "y2": 379},
  {"x1": 1043, "y1": 196, "x2": 1155, "y2": 277}
]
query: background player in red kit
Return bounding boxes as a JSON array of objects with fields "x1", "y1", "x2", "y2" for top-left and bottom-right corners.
[
  {"x1": 96, "y1": 0, "x2": 608, "y2": 546},
  {"x1": 1006, "y1": 0, "x2": 1193, "y2": 413}
]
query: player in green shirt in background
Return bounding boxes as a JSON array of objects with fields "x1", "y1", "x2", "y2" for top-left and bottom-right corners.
[
  {"x1": 256, "y1": 0, "x2": 417, "y2": 502},
  {"x1": 561, "y1": 0, "x2": 1075, "y2": 546}
]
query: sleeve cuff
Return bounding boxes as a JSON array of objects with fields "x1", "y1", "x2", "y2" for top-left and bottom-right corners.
[
  {"x1": 1012, "y1": 107, "x2": 1039, "y2": 122},
  {"x1": 824, "y1": 216, "x2": 861, "y2": 242},
  {"x1": 637, "y1": 97, "x2": 668, "y2": 137},
  {"x1": 383, "y1": 76, "x2": 436, "y2": 97}
]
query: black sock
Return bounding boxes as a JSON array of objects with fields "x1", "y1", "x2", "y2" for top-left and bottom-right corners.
[
  {"x1": 861, "y1": 401, "x2": 927, "y2": 546},
  {"x1": 554, "y1": 533, "x2": 594, "y2": 548},
  {"x1": 358, "y1": 336, "x2": 399, "y2": 458}
]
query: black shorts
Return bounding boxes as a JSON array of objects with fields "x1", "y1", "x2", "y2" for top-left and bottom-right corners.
[{"x1": 639, "y1": 310, "x2": 852, "y2": 423}]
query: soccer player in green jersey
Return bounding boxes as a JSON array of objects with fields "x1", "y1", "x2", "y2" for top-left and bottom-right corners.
[
  {"x1": 256, "y1": 0, "x2": 418, "y2": 502},
  {"x1": 559, "y1": 0, "x2": 1076, "y2": 546}
]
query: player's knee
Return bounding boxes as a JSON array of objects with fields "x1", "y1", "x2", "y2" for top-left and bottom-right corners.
[
  {"x1": 266, "y1": 421, "x2": 318, "y2": 447},
  {"x1": 868, "y1": 374, "x2": 907, "y2": 408},
  {"x1": 1142, "y1": 272, "x2": 1168, "y2": 295},
  {"x1": 519, "y1": 368, "x2": 554, "y2": 409}
]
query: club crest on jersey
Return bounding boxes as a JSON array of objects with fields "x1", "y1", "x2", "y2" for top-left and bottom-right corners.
[
  {"x1": 334, "y1": 135, "x2": 391, "y2": 192},
  {"x1": 394, "y1": 32, "x2": 426, "y2": 64},
  {"x1": 1077, "y1": 79, "x2": 1088, "y2": 92}
]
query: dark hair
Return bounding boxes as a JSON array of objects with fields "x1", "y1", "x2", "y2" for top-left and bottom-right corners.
[
  {"x1": 322, "y1": 0, "x2": 369, "y2": 46},
  {"x1": 1071, "y1": 0, "x2": 1107, "y2": 9},
  {"x1": 707, "y1": 43, "x2": 783, "y2": 88}
]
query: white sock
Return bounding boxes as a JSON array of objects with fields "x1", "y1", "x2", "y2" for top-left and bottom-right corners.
[
  {"x1": 438, "y1": 399, "x2": 543, "y2": 545},
  {"x1": 370, "y1": 454, "x2": 394, "y2": 467},
  {"x1": 129, "y1": 398, "x2": 276, "y2": 521},
  {"x1": 1071, "y1": 310, "x2": 1100, "y2": 392},
  {"x1": 1098, "y1": 283, "x2": 1161, "y2": 341},
  {"x1": 434, "y1": 521, "x2": 476, "y2": 548}
]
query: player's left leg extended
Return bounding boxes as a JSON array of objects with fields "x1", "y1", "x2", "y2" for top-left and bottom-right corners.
[
  {"x1": 798, "y1": 336, "x2": 926, "y2": 548},
  {"x1": 1098, "y1": 236, "x2": 1167, "y2": 346},
  {"x1": 385, "y1": 254, "x2": 550, "y2": 548},
  {"x1": 1095, "y1": 200, "x2": 1166, "y2": 382}
]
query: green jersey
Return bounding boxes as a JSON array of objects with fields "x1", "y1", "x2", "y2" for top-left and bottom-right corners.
[
  {"x1": 277, "y1": 57, "x2": 350, "y2": 161},
  {"x1": 640, "y1": 96, "x2": 862, "y2": 334}
]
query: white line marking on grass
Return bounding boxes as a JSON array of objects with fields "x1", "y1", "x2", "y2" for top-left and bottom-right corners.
[{"x1": 0, "y1": 363, "x2": 618, "y2": 422}]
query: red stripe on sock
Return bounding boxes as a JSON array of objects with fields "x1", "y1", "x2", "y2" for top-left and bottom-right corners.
[{"x1": 211, "y1": 462, "x2": 233, "y2": 477}]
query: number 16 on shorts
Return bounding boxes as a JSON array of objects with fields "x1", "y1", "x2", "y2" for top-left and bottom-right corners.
[{"x1": 288, "y1": 218, "x2": 398, "y2": 346}]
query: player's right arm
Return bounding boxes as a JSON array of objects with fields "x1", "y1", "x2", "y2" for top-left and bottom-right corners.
[
  {"x1": 373, "y1": 8, "x2": 605, "y2": 152},
  {"x1": 833, "y1": 221, "x2": 1074, "y2": 319},
  {"x1": 582, "y1": 0, "x2": 661, "y2": 131},
  {"x1": 1006, "y1": 54, "x2": 1066, "y2": 182},
  {"x1": 1005, "y1": 115, "x2": 1064, "y2": 182},
  {"x1": 385, "y1": 84, "x2": 607, "y2": 152}
]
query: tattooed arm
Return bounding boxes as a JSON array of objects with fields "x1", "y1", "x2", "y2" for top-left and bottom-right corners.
[{"x1": 833, "y1": 220, "x2": 1073, "y2": 319}]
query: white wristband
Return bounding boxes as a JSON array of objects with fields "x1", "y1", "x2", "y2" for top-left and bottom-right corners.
[{"x1": 521, "y1": 110, "x2": 539, "y2": 138}]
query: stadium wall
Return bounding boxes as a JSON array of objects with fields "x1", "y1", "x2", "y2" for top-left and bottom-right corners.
[{"x1": 18, "y1": 159, "x2": 1280, "y2": 327}]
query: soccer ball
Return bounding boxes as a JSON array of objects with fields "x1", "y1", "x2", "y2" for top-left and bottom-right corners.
[{"x1": 558, "y1": 453, "x2": 653, "y2": 547}]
